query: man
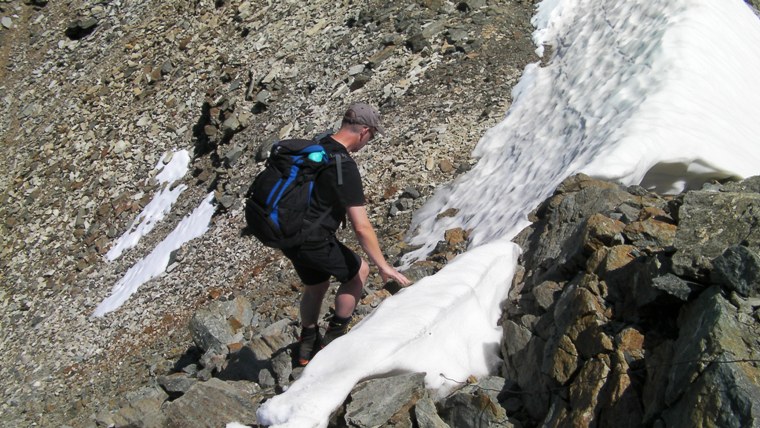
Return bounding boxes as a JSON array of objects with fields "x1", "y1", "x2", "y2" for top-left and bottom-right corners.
[{"x1": 281, "y1": 102, "x2": 411, "y2": 366}]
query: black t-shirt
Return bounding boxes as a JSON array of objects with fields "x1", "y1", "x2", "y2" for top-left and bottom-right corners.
[{"x1": 307, "y1": 137, "x2": 365, "y2": 234}]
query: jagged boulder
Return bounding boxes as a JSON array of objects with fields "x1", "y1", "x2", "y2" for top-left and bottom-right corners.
[
  {"x1": 189, "y1": 296, "x2": 255, "y2": 355},
  {"x1": 653, "y1": 286, "x2": 760, "y2": 428},
  {"x1": 163, "y1": 378, "x2": 261, "y2": 428},
  {"x1": 344, "y1": 372, "x2": 427, "y2": 427},
  {"x1": 436, "y1": 376, "x2": 519, "y2": 428},
  {"x1": 503, "y1": 174, "x2": 760, "y2": 427},
  {"x1": 94, "y1": 386, "x2": 168, "y2": 428},
  {"x1": 711, "y1": 245, "x2": 760, "y2": 297},
  {"x1": 671, "y1": 184, "x2": 760, "y2": 280}
]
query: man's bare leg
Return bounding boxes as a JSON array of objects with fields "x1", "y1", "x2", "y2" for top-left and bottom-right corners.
[
  {"x1": 300, "y1": 280, "x2": 330, "y2": 329},
  {"x1": 334, "y1": 260, "x2": 369, "y2": 318}
]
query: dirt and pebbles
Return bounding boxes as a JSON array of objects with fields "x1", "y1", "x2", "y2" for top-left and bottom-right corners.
[{"x1": 0, "y1": 0, "x2": 538, "y2": 425}]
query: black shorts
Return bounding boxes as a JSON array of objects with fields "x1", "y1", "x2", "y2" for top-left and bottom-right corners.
[{"x1": 282, "y1": 236, "x2": 362, "y2": 285}]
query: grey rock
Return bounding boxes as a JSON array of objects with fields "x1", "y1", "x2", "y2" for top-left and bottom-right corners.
[
  {"x1": 504, "y1": 175, "x2": 760, "y2": 426},
  {"x1": 197, "y1": 367, "x2": 213, "y2": 382},
  {"x1": 157, "y1": 373, "x2": 198, "y2": 397},
  {"x1": 422, "y1": 20, "x2": 447, "y2": 39},
  {"x1": 711, "y1": 245, "x2": 760, "y2": 297},
  {"x1": 647, "y1": 273, "x2": 693, "y2": 302},
  {"x1": 96, "y1": 386, "x2": 168, "y2": 428},
  {"x1": 345, "y1": 372, "x2": 427, "y2": 427},
  {"x1": 189, "y1": 296, "x2": 254, "y2": 354},
  {"x1": 514, "y1": 175, "x2": 632, "y2": 288},
  {"x1": 438, "y1": 388, "x2": 512, "y2": 428},
  {"x1": 255, "y1": 90, "x2": 271, "y2": 105},
  {"x1": 407, "y1": 33, "x2": 430, "y2": 53},
  {"x1": 661, "y1": 286, "x2": 760, "y2": 427},
  {"x1": 160, "y1": 60, "x2": 174, "y2": 75},
  {"x1": 616, "y1": 202, "x2": 642, "y2": 224},
  {"x1": 256, "y1": 138, "x2": 277, "y2": 161},
  {"x1": 454, "y1": 376, "x2": 507, "y2": 404},
  {"x1": 395, "y1": 197, "x2": 413, "y2": 211},
  {"x1": 222, "y1": 115, "x2": 241, "y2": 135},
  {"x1": 672, "y1": 189, "x2": 760, "y2": 280},
  {"x1": 401, "y1": 186, "x2": 422, "y2": 199},
  {"x1": 270, "y1": 350, "x2": 292, "y2": 385},
  {"x1": 532, "y1": 280, "x2": 561, "y2": 311},
  {"x1": 216, "y1": 345, "x2": 266, "y2": 383},
  {"x1": 199, "y1": 347, "x2": 227, "y2": 371},
  {"x1": 218, "y1": 193, "x2": 236, "y2": 210},
  {"x1": 501, "y1": 320, "x2": 532, "y2": 361},
  {"x1": 258, "y1": 368, "x2": 276, "y2": 388},
  {"x1": 246, "y1": 334, "x2": 289, "y2": 362},
  {"x1": 446, "y1": 28, "x2": 470, "y2": 44},
  {"x1": 65, "y1": 17, "x2": 98, "y2": 40},
  {"x1": 350, "y1": 72, "x2": 373, "y2": 91},
  {"x1": 414, "y1": 392, "x2": 450, "y2": 428},
  {"x1": 163, "y1": 378, "x2": 261, "y2": 427},
  {"x1": 348, "y1": 64, "x2": 366, "y2": 75},
  {"x1": 721, "y1": 175, "x2": 760, "y2": 193}
]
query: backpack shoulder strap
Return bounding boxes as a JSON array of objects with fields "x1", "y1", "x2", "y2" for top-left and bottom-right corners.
[{"x1": 335, "y1": 153, "x2": 343, "y2": 186}]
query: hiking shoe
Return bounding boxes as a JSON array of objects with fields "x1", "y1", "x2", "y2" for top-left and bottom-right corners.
[
  {"x1": 321, "y1": 318, "x2": 351, "y2": 348},
  {"x1": 298, "y1": 326, "x2": 321, "y2": 366}
]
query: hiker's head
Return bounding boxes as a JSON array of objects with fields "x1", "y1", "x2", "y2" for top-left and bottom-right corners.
[
  {"x1": 339, "y1": 103, "x2": 383, "y2": 150},
  {"x1": 331, "y1": 103, "x2": 384, "y2": 152}
]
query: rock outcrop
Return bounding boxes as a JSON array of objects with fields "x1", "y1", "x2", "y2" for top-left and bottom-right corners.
[{"x1": 502, "y1": 174, "x2": 760, "y2": 427}]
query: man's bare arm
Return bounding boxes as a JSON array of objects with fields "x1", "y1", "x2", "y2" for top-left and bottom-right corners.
[{"x1": 346, "y1": 205, "x2": 411, "y2": 286}]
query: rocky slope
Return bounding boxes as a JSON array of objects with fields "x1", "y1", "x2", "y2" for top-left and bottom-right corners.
[
  {"x1": 3, "y1": 1, "x2": 759, "y2": 427},
  {"x1": 91, "y1": 174, "x2": 760, "y2": 428},
  {"x1": 0, "y1": 0, "x2": 537, "y2": 426}
]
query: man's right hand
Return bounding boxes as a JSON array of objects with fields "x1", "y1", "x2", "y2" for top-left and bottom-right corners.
[{"x1": 379, "y1": 266, "x2": 411, "y2": 287}]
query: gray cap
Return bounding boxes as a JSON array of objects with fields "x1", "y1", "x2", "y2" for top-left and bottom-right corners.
[{"x1": 343, "y1": 102, "x2": 385, "y2": 135}]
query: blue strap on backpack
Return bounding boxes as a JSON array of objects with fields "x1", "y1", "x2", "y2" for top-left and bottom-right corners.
[{"x1": 245, "y1": 138, "x2": 341, "y2": 248}]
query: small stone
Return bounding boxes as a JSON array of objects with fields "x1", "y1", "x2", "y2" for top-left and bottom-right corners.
[
  {"x1": 255, "y1": 90, "x2": 271, "y2": 104},
  {"x1": 113, "y1": 140, "x2": 128, "y2": 154},
  {"x1": 401, "y1": 186, "x2": 421, "y2": 199},
  {"x1": 65, "y1": 17, "x2": 98, "y2": 40},
  {"x1": 222, "y1": 115, "x2": 241, "y2": 134},
  {"x1": 439, "y1": 159, "x2": 455, "y2": 173},
  {"x1": 406, "y1": 33, "x2": 429, "y2": 53},
  {"x1": 368, "y1": 46, "x2": 396, "y2": 67},
  {"x1": 444, "y1": 228, "x2": 466, "y2": 245},
  {"x1": 348, "y1": 64, "x2": 365, "y2": 75},
  {"x1": 161, "y1": 59, "x2": 174, "y2": 75},
  {"x1": 350, "y1": 72, "x2": 372, "y2": 91},
  {"x1": 425, "y1": 157, "x2": 435, "y2": 171},
  {"x1": 394, "y1": 198, "x2": 413, "y2": 212}
]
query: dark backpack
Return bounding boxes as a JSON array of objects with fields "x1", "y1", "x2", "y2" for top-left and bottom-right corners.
[{"x1": 245, "y1": 138, "x2": 343, "y2": 248}]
